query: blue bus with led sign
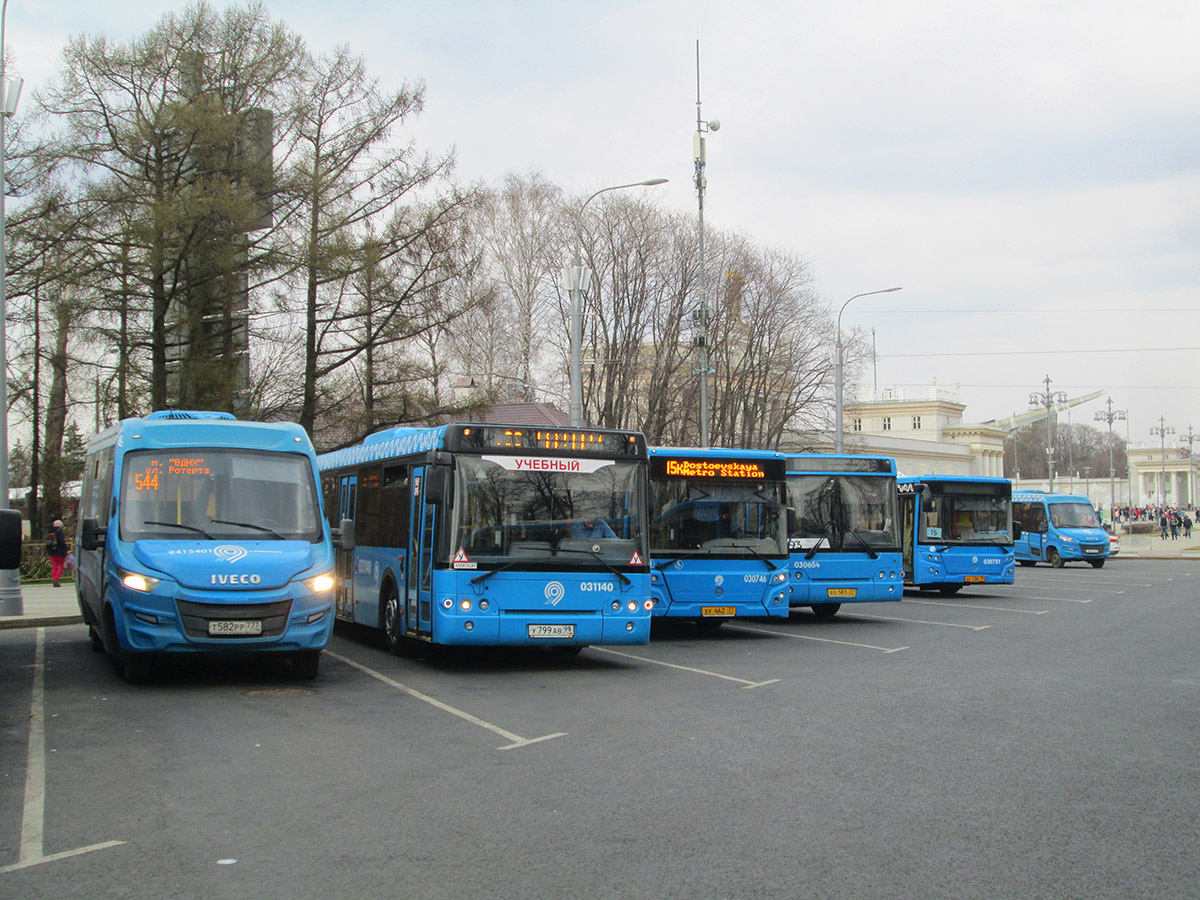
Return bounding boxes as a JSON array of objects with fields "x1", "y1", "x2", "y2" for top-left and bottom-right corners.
[
  {"x1": 75, "y1": 411, "x2": 337, "y2": 683},
  {"x1": 784, "y1": 454, "x2": 903, "y2": 616},
  {"x1": 318, "y1": 424, "x2": 652, "y2": 654},
  {"x1": 646, "y1": 447, "x2": 790, "y2": 628},
  {"x1": 897, "y1": 475, "x2": 1014, "y2": 593},
  {"x1": 1012, "y1": 490, "x2": 1110, "y2": 568}
]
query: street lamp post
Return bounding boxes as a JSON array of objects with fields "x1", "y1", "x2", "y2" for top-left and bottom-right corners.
[
  {"x1": 692, "y1": 40, "x2": 719, "y2": 447},
  {"x1": 564, "y1": 178, "x2": 667, "y2": 428},
  {"x1": 0, "y1": 0, "x2": 24, "y2": 615},
  {"x1": 1094, "y1": 398, "x2": 1126, "y2": 526},
  {"x1": 834, "y1": 287, "x2": 901, "y2": 453},
  {"x1": 1029, "y1": 375, "x2": 1067, "y2": 491},
  {"x1": 1151, "y1": 416, "x2": 1175, "y2": 507}
]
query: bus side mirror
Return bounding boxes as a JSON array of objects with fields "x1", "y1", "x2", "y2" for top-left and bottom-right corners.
[
  {"x1": 1012, "y1": 522, "x2": 1023, "y2": 540},
  {"x1": 335, "y1": 518, "x2": 355, "y2": 551},
  {"x1": 0, "y1": 509, "x2": 21, "y2": 569},
  {"x1": 424, "y1": 466, "x2": 448, "y2": 505},
  {"x1": 80, "y1": 517, "x2": 107, "y2": 552}
]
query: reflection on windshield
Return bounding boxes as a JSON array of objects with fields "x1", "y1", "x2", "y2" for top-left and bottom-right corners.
[
  {"x1": 453, "y1": 457, "x2": 645, "y2": 564},
  {"x1": 1049, "y1": 502, "x2": 1099, "y2": 529},
  {"x1": 649, "y1": 480, "x2": 785, "y2": 556},
  {"x1": 787, "y1": 474, "x2": 899, "y2": 552},
  {"x1": 120, "y1": 449, "x2": 323, "y2": 542},
  {"x1": 918, "y1": 491, "x2": 1012, "y2": 546}
]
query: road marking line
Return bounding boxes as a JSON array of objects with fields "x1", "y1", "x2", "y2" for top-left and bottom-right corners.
[
  {"x1": 904, "y1": 599, "x2": 1049, "y2": 615},
  {"x1": 0, "y1": 841, "x2": 127, "y2": 874},
  {"x1": 852, "y1": 612, "x2": 991, "y2": 631},
  {"x1": 591, "y1": 647, "x2": 781, "y2": 688},
  {"x1": 726, "y1": 624, "x2": 908, "y2": 654},
  {"x1": 1018, "y1": 594, "x2": 1093, "y2": 604},
  {"x1": 326, "y1": 651, "x2": 566, "y2": 751}
]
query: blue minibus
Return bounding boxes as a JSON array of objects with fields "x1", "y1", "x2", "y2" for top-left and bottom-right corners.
[
  {"x1": 76, "y1": 411, "x2": 337, "y2": 683},
  {"x1": 646, "y1": 447, "x2": 790, "y2": 628},
  {"x1": 318, "y1": 424, "x2": 652, "y2": 654},
  {"x1": 897, "y1": 475, "x2": 1015, "y2": 593},
  {"x1": 1011, "y1": 490, "x2": 1110, "y2": 568},
  {"x1": 784, "y1": 454, "x2": 904, "y2": 617}
]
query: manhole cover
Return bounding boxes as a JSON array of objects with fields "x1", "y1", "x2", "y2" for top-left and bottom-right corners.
[{"x1": 243, "y1": 688, "x2": 314, "y2": 698}]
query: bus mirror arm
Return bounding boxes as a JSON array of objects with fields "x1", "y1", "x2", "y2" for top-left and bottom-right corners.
[
  {"x1": 335, "y1": 518, "x2": 355, "y2": 551},
  {"x1": 80, "y1": 517, "x2": 107, "y2": 552}
]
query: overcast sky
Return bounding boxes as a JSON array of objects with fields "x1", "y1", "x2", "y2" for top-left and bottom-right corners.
[{"x1": 11, "y1": 0, "x2": 1200, "y2": 452}]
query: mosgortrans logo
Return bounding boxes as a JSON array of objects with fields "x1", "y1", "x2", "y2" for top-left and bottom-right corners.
[
  {"x1": 544, "y1": 581, "x2": 565, "y2": 606},
  {"x1": 215, "y1": 545, "x2": 248, "y2": 563}
]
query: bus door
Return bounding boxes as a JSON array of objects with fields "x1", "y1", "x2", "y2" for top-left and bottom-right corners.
[
  {"x1": 899, "y1": 493, "x2": 915, "y2": 582},
  {"x1": 336, "y1": 475, "x2": 357, "y2": 619},
  {"x1": 407, "y1": 467, "x2": 435, "y2": 635},
  {"x1": 1018, "y1": 502, "x2": 1046, "y2": 560}
]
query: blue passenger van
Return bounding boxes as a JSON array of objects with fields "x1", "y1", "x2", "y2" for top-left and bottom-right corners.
[
  {"x1": 1011, "y1": 490, "x2": 1110, "y2": 568},
  {"x1": 76, "y1": 411, "x2": 337, "y2": 682}
]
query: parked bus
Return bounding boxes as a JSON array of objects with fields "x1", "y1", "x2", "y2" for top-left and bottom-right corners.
[
  {"x1": 897, "y1": 475, "x2": 1015, "y2": 593},
  {"x1": 76, "y1": 411, "x2": 337, "y2": 683},
  {"x1": 646, "y1": 447, "x2": 790, "y2": 628},
  {"x1": 784, "y1": 454, "x2": 903, "y2": 617},
  {"x1": 1012, "y1": 490, "x2": 1110, "y2": 568},
  {"x1": 318, "y1": 424, "x2": 653, "y2": 654}
]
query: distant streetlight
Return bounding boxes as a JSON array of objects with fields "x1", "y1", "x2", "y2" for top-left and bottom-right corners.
[
  {"x1": 1029, "y1": 375, "x2": 1067, "y2": 491},
  {"x1": 0, "y1": 0, "x2": 24, "y2": 616},
  {"x1": 834, "y1": 287, "x2": 901, "y2": 453},
  {"x1": 692, "y1": 39, "x2": 719, "y2": 448},
  {"x1": 1151, "y1": 416, "x2": 1175, "y2": 507},
  {"x1": 564, "y1": 178, "x2": 667, "y2": 428},
  {"x1": 1094, "y1": 399, "x2": 1126, "y2": 525}
]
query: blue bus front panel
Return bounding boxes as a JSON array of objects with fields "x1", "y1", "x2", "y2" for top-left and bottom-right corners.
[
  {"x1": 650, "y1": 558, "x2": 790, "y2": 618},
  {"x1": 910, "y1": 546, "x2": 1015, "y2": 586},
  {"x1": 787, "y1": 553, "x2": 904, "y2": 605},
  {"x1": 427, "y1": 570, "x2": 652, "y2": 646}
]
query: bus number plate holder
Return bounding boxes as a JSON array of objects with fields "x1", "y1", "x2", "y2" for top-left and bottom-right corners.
[
  {"x1": 965, "y1": 576, "x2": 986, "y2": 583},
  {"x1": 209, "y1": 620, "x2": 263, "y2": 636},
  {"x1": 702, "y1": 606, "x2": 736, "y2": 617},
  {"x1": 827, "y1": 588, "x2": 857, "y2": 598},
  {"x1": 528, "y1": 624, "x2": 574, "y2": 639}
]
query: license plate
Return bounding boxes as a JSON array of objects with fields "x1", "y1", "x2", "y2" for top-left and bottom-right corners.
[
  {"x1": 208, "y1": 620, "x2": 262, "y2": 636},
  {"x1": 701, "y1": 606, "x2": 736, "y2": 617},
  {"x1": 827, "y1": 588, "x2": 857, "y2": 598},
  {"x1": 1084, "y1": 548, "x2": 1100, "y2": 554},
  {"x1": 965, "y1": 576, "x2": 985, "y2": 583},
  {"x1": 528, "y1": 624, "x2": 575, "y2": 639}
]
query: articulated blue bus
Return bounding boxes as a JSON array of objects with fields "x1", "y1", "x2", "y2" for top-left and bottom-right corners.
[
  {"x1": 1012, "y1": 490, "x2": 1110, "y2": 568},
  {"x1": 318, "y1": 424, "x2": 653, "y2": 654},
  {"x1": 784, "y1": 454, "x2": 903, "y2": 617},
  {"x1": 646, "y1": 447, "x2": 790, "y2": 628},
  {"x1": 76, "y1": 411, "x2": 337, "y2": 683},
  {"x1": 897, "y1": 475, "x2": 1015, "y2": 593}
]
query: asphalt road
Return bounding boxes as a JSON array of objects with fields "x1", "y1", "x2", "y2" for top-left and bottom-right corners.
[{"x1": 2, "y1": 558, "x2": 1198, "y2": 899}]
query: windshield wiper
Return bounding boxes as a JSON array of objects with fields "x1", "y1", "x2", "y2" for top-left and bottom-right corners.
[
  {"x1": 805, "y1": 520, "x2": 836, "y2": 559},
  {"x1": 144, "y1": 520, "x2": 214, "y2": 539},
  {"x1": 843, "y1": 528, "x2": 880, "y2": 560},
  {"x1": 557, "y1": 547, "x2": 632, "y2": 585},
  {"x1": 726, "y1": 542, "x2": 780, "y2": 570},
  {"x1": 211, "y1": 518, "x2": 284, "y2": 540},
  {"x1": 470, "y1": 560, "x2": 526, "y2": 585},
  {"x1": 654, "y1": 548, "x2": 711, "y2": 570}
]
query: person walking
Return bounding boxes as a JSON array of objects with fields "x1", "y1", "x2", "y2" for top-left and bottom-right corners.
[
  {"x1": 46, "y1": 518, "x2": 69, "y2": 587},
  {"x1": 1160, "y1": 511, "x2": 1169, "y2": 540}
]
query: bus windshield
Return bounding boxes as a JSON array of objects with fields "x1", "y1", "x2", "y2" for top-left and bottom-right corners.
[
  {"x1": 919, "y1": 488, "x2": 1011, "y2": 546},
  {"x1": 789, "y1": 474, "x2": 899, "y2": 552},
  {"x1": 650, "y1": 481, "x2": 784, "y2": 556},
  {"x1": 453, "y1": 456, "x2": 645, "y2": 564},
  {"x1": 120, "y1": 449, "x2": 323, "y2": 542},
  {"x1": 1049, "y1": 502, "x2": 1099, "y2": 529}
]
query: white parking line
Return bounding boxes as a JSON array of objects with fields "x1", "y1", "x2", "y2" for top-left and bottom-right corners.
[
  {"x1": 904, "y1": 599, "x2": 1049, "y2": 615},
  {"x1": 1017, "y1": 594, "x2": 1093, "y2": 603},
  {"x1": 852, "y1": 612, "x2": 991, "y2": 631},
  {"x1": 727, "y1": 623, "x2": 909, "y2": 653},
  {"x1": 326, "y1": 651, "x2": 567, "y2": 750},
  {"x1": 0, "y1": 629, "x2": 126, "y2": 875},
  {"x1": 591, "y1": 647, "x2": 782, "y2": 688}
]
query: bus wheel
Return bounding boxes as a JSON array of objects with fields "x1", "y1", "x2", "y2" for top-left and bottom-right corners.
[
  {"x1": 88, "y1": 625, "x2": 105, "y2": 653},
  {"x1": 1046, "y1": 548, "x2": 1064, "y2": 568},
  {"x1": 115, "y1": 653, "x2": 151, "y2": 685},
  {"x1": 381, "y1": 584, "x2": 410, "y2": 657},
  {"x1": 1090, "y1": 559, "x2": 1106, "y2": 569},
  {"x1": 696, "y1": 617, "x2": 727, "y2": 631},
  {"x1": 290, "y1": 650, "x2": 321, "y2": 680},
  {"x1": 1018, "y1": 560, "x2": 1036, "y2": 567},
  {"x1": 938, "y1": 585, "x2": 963, "y2": 595},
  {"x1": 810, "y1": 604, "x2": 841, "y2": 619}
]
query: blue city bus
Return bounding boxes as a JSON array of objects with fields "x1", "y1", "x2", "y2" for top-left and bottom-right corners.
[
  {"x1": 897, "y1": 475, "x2": 1015, "y2": 593},
  {"x1": 1012, "y1": 490, "x2": 1110, "y2": 568},
  {"x1": 75, "y1": 411, "x2": 337, "y2": 683},
  {"x1": 784, "y1": 454, "x2": 903, "y2": 617},
  {"x1": 646, "y1": 447, "x2": 790, "y2": 628},
  {"x1": 318, "y1": 424, "x2": 653, "y2": 654}
]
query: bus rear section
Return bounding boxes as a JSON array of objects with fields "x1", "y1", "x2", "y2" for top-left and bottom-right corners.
[
  {"x1": 319, "y1": 424, "x2": 653, "y2": 653},
  {"x1": 646, "y1": 448, "x2": 790, "y2": 628},
  {"x1": 1012, "y1": 490, "x2": 1110, "y2": 568},
  {"x1": 75, "y1": 412, "x2": 336, "y2": 683},
  {"x1": 784, "y1": 454, "x2": 903, "y2": 617},
  {"x1": 898, "y1": 476, "x2": 1015, "y2": 593}
]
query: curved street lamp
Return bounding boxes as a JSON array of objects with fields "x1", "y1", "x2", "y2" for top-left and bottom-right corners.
[{"x1": 834, "y1": 287, "x2": 901, "y2": 453}]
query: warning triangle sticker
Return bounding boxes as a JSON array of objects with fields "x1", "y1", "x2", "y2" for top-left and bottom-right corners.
[
  {"x1": 628, "y1": 550, "x2": 643, "y2": 566},
  {"x1": 453, "y1": 547, "x2": 471, "y2": 564}
]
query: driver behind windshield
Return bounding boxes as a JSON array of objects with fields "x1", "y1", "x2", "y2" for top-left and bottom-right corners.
[{"x1": 572, "y1": 517, "x2": 616, "y2": 539}]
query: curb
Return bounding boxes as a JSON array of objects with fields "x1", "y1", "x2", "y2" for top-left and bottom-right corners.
[{"x1": 0, "y1": 615, "x2": 84, "y2": 630}]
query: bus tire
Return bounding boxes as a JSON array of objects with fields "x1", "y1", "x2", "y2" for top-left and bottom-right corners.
[
  {"x1": 381, "y1": 582, "x2": 410, "y2": 657},
  {"x1": 115, "y1": 652, "x2": 152, "y2": 685},
  {"x1": 88, "y1": 625, "x2": 105, "y2": 653},
  {"x1": 938, "y1": 585, "x2": 963, "y2": 595},
  {"x1": 1090, "y1": 559, "x2": 1106, "y2": 569},
  {"x1": 1018, "y1": 560, "x2": 1036, "y2": 567},
  {"x1": 290, "y1": 650, "x2": 321, "y2": 680},
  {"x1": 1046, "y1": 547, "x2": 1064, "y2": 568},
  {"x1": 810, "y1": 603, "x2": 841, "y2": 619}
]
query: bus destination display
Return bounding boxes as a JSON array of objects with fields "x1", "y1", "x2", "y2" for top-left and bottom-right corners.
[
  {"x1": 456, "y1": 426, "x2": 643, "y2": 456},
  {"x1": 131, "y1": 457, "x2": 212, "y2": 490},
  {"x1": 650, "y1": 456, "x2": 786, "y2": 482}
]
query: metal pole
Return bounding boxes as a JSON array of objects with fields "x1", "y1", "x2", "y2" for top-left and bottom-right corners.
[{"x1": 834, "y1": 287, "x2": 901, "y2": 453}]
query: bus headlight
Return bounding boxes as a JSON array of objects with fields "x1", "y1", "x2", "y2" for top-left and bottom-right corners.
[
  {"x1": 772, "y1": 572, "x2": 787, "y2": 584},
  {"x1": 120, "y1": 570, "x2": 162, "y2": 593},
  {"x1": 303, "y1": 572, "x2": 335, "y2": 593},
  {"x1": 460, "y1": 599, "x2": 472, "y2": 610},
  {"x1": 1060, "y1": 535, "x2": 1076, "y2": 543},
  {"x1": 627, "y1": 600, "x2": 637, "y2": 611}
]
